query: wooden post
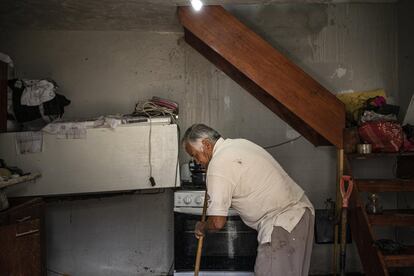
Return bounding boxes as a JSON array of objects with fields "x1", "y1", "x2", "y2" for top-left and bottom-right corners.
[{"x1": 333, "y1": 149, "x2": 344, "y2": 275}]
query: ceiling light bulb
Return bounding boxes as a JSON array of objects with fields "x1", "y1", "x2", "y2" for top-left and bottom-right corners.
[{"x1": 191, "y1": 0, "x2": 203, "y2": 11}]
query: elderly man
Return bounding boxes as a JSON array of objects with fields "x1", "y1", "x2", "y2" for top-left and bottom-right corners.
[{"x1": 182, "y1": 123, "x2": 315, "y2": 276}]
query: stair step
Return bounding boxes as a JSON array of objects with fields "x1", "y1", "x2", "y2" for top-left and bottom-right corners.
[
  {"x1": 383, "y1": 246, "x2": 414, "y2": 267},
  {"x1": 356, "y1": 179, "x2": 414, "y2": 192},
  {"x1": 369, "y1": 210, "x2": 414, "y2": 226},
  {"x1": 347, "y1": 151, "x2": 414, "y2": 159}
]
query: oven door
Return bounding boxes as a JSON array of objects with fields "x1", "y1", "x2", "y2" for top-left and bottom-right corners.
[{"x1": 174, "y1": 209, "x2": 257, "y2": 272}]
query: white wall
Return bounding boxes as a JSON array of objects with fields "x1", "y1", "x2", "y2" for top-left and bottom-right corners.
[{"x1": 0, "y1": 3, "x2": 400, "y2": 275}]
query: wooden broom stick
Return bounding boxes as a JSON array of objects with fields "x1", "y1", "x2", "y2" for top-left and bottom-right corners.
[{"x1": 194, "y1": 190, "x2": 208, "y2": 276}]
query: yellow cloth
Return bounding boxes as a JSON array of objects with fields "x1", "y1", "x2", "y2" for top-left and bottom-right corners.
[
  {"x1": 337, "y1": 89, "x2": 386, "y2": 121},
  {"x1": 0, "y1": 168, "x2": 12, "y2": 177}
]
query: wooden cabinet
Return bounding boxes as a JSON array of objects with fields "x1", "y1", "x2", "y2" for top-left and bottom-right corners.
[{"x1": 0, "y1": 198, "x2": 45, "y2": 276}]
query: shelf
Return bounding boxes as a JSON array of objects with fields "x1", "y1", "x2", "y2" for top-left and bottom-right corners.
[
  {"x1": 347, "y1": 151, "x2": 414, "y2": 160},
  {"x1": 0, "y1": 173, "x2": 41, "y2": 189},
  {"x1": 383, "y1": 246, "x2": 414, "y2": 267},
  {"x1": 368, "y1": 210, "x2": 414, "y2": 226},
  {"x1": 356, "y1": 179, "x2": 414, "y2": 192}
]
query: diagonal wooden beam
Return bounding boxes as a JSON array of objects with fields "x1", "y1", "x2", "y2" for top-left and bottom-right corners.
[{"x1": 178, "y1": 6, "x2": 345, "y2": 148}]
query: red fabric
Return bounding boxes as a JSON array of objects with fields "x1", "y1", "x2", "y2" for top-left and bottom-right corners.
[{"x1": 358, "y1": 121, "x2": 403, "y2": 152}]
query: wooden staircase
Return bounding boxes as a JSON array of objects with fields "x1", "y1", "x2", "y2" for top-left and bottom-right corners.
[
  {"x1": 346, "y1": 152, "x2": 414, "y2": 275},
  {"x1": 178, "y1": 5, "x2": 345, "y2": 148},
  {"x1": 177, "y1": 5, "x2": 414, "y2": 275}
]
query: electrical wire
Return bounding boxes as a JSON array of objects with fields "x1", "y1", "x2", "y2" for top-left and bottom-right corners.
[
  {"x1": 134, "y1": 101, "x2": 177, "y2": 124},
  {"x1": 148, "y1": 113, "x2": 153, "y2": 184},
  {"x1": 263, "y1": 135, "x2": 302, "y2": 149},
  {"x1": 134, "y1": 100, "x2": 178, "y2": 187},
  {"x1": 134, "y1": 101, "x2": 155, "y2": 186}
]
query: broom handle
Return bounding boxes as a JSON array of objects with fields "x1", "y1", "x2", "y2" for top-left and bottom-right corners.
[
  {"x1": 340, "y1": 207, "x2": 347, "y2": 276},
  {"x1": 194, "y1": 190, "x2": 208, "y2": 276}
]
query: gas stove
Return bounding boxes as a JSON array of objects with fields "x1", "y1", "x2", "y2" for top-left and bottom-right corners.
[
  {"x1": 173, "y1": 189, "x2": 257, "y2": 275},
  {"x1": 175, "y1": 190, "x2": 205, "y2": 207},
  {"x1": 174, "y1": 190, "x2": 239, "y2": 216}
]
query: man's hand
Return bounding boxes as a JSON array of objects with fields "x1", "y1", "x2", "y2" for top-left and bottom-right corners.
[
  {"x1": 195, "y1": 221, "x2": 207, "y2": 239},
  {"x1": 194, "y1": 216, "x2": 227, "y2": 239}
]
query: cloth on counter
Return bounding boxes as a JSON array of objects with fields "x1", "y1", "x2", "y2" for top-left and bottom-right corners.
[
  {"x1": 360, "y1": 110, "x2": 398, "y2": 123},
  {"x1": 43, "y1": 93, "x2": 71, "y2": 117},
  {"x1": 93, "y1": 115, "x2": 171, "y2": 128},
  {"x1": 366, "y1": 96, "x2": 386, "y2": 108},
  {"x1": 43, "y1": 116, "x2": 125, "y2": 138},
  {"x1": 43, "y1": 122, "x2": 87, "y2": 139},
  {"x1": 10, "y1": 79, "x2": 42, "y2": 123},
  {"x1": 38, "y1": 104, "x2": 58, "y2": 124},
  {"x1": 363, "y1": 96, "x2": 399, "y2": 117},
  {"x1": 42, "y1": 114, "x2": 171, "y2": 140},
  {"x1": 337, "y1": 89, "x2": 386, "y2": 124},
  {"x1": 15, "y1": 131, "x2": 43, "y2": 154},
  {"x1": 20, "y1": 79, "x2": 56, "y2": 106},
  {"x1": 9, "y1": 79, "x2": 70, "y2": 124},
  {"x1": 93, "y1": 115, "x2": 123, "y2": 129},
  {"x1": 21, "y1": 118, "x2": 48, "y2": 131},
  {"x1": 359, "y1": 121, "x2": 404, "y2": 152},
  {"x1": 103, "y1": 117, "x2": 122, "y2": 128}
]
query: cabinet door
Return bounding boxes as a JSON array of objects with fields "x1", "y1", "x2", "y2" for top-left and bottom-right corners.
[{"x1": 0, "y1": 219, "x2": 42, "y2": 276}]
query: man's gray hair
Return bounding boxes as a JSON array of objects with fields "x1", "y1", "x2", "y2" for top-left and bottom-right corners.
[{"x1": 182, "y1": 124, "x2": 221, "y2": 150}]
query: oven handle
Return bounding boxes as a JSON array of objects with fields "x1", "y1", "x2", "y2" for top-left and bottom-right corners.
[{"x1": 174, "y1": 207, "x2": 239, "y2": 216}]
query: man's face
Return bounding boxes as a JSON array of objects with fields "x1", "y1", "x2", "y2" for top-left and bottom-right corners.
[{"x1": 185, "y1": 139, "x2": 213, "y2": 168}]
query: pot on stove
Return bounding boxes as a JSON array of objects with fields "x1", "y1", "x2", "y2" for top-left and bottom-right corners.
[
  {"x1": 191, "y1": 172, "x2": 206, "y2": 186},
  {"x1": 189, "y1": 160, "x2": 206, "y2": 186}
]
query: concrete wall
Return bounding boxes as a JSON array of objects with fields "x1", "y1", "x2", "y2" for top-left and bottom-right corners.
[
  {"x1": 1, "y1": 30, "x2": 183, "y2": 276},
  {"x1": 397, "y1": 1, "x2": 414, "y2": 275},
  {"x1": 0, "y1": 3, "x2": 399, "y2": 275},
  {"x1": 398, "y1": 0, "x2": 414, "y2": 120},
  {"x1": 46, "y1": 191, "x2": 174, "y2": 276}
]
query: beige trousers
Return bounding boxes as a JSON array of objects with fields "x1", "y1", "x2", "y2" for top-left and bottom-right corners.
[{"x1": 254, "y1": 209, "x2": 314, "y2": 276}]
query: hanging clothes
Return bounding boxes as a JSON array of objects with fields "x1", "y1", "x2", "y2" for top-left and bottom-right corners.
[{"x1": 20, "y1": 79, "x2": 56, "y2": 106}]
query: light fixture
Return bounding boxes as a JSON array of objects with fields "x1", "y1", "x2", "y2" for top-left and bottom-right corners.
[{"x1": 190, "y1": 0, "x2": 203, "y2": 11}]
